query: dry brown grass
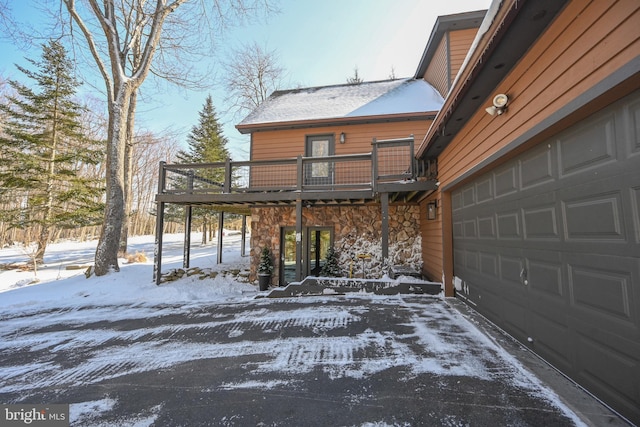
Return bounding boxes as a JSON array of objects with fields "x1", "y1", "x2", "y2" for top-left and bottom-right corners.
[{"x1": 126, "y1": 251, "x2": 148, "y2": 264}]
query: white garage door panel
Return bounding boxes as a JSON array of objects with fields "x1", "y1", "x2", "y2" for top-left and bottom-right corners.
[{"x1": 452, "y1": 90, "x2": 640, "y2": 423}]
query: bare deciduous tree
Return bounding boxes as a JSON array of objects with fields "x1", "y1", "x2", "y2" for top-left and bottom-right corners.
[
  {"x1": 58, "y1": 0, "x2": 179, "y2": 275},
  {"x1": 130, "y1": 130, "x2": 179, "y2": 236},
  {"x1": 58, "y1": 0, "x2": 274, "y2": 276},
  {"x1": 222, "y1": 41, "x2": 285, "y2": 118}
]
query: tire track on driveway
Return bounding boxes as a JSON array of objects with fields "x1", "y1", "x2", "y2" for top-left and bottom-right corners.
[{"x1": 0, "y1": 295, "x2": 587, "y2": 426}]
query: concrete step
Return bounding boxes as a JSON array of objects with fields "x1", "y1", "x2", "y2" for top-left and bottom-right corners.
[{"x1": 266, "y1": 276, "x2": 442, "y2": 298}]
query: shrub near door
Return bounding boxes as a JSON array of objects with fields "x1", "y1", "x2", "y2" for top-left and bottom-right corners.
[{"x1": 257, "y1": 247, "x2": 274, "y2": 291}]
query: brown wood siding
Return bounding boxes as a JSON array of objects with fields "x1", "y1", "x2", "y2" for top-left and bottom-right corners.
[
  {"x1": 420, "y1": 194, "x2": 443, "y2": 281},
  {"x1": 439, "y1": 0, "x2": 639, "y2": 184},
  {"x1": 250, "y1": 120, "x2": 431, "y2": 187},
  {"x1": 448, "y1": 28, "x2": 478, "y2": 85},
  {"x1": 424, "y1": 36, "x2": 449, "y2": 97},
  {"x1": 252, "y1": 121, "x2": 429, "y2": 160},
  {"x1": 422, "y1": 0, "x2": 640, "y2": 287}
]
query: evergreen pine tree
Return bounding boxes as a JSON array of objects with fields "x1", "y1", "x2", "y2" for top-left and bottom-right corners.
[
  {"x1": 258, "y1": 247, "x2": 274, "y2": 275},
  {"x1": 175, "y1": 95, "x2": 231, "y2": 243},
  {"x1": 0, "y1": 40, "x2": 104, "y2": 263},
  {"x1": 320, "y1": 247, "x2": 343, "y2": 277},
  {"x1": 177, "y1": 95, "x2": 230, "y2": 169}
]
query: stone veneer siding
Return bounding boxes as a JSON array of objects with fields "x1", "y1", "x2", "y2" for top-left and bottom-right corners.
[{"x1": 249, "y1": 204, "x2": 421, "y2": 285}]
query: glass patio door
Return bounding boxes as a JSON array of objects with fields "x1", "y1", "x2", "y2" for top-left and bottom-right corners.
[
  {"x1": 308, "y1": 228, "x2": 331, "y2": 277},
  {"x1": 280, "y1": 227, "x2": 333, "y2": 285},
  {"x1": 305, "y1": 135, "x2": 334, "y2": 186},
  {"x1": 281, "y1": 228, "x2": 297, "y2": 285}
]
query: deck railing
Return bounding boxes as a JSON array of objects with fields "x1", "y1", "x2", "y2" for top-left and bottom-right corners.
[{"x1": 158, "y1": 136, "x2": 424, "y2": 196}]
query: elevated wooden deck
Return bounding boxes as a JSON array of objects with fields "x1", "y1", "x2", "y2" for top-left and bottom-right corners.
[
  {"x1": 153, "y1": 137, "x2": 438, "y2": 284},
  {"x1": 155, "y1": 136, "x2": 438, "y2": 209}
]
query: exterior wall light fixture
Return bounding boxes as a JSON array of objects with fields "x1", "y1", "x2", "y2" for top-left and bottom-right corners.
[
  {"x1": 427, "y1": 200, "x2": 437, "y2": 220},
  {"x1": 340, "y1": 132, "x2": 346, "y2": 144},
  {"x1": 485, "y1": 93, "x2": 509, "y2": 116}
]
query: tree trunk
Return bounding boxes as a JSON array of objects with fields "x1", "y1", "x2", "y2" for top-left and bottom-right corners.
[
  {"x1": 202, "y1": 217, "x2": 208, "y2": 245},
  {"x1": 37, "y1": 76, "x2": 60, "y2": 265},
  {"x1": 210, "y1": 214, "x2": 215, "y2": 241},
  {"x1": 94, "y1": 88, "x2": 130, "y2": 276},
  {"x1": 35, "y1": 228, "x2": 49, "y2": 265},
  {"x1": 119, "y1": 90, "x2": 137, "y2": 256}
]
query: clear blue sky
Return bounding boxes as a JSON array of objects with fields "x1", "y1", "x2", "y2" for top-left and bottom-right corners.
[{"x1": 0, "y1": 0, "x2": 491, "y2": 159}]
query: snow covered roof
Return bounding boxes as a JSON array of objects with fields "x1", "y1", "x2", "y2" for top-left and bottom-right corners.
[{"x1": 236, "y1": 78, "x2": 443, "y2": 133}]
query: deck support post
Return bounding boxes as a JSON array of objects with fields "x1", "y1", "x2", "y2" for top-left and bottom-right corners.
[
  {"x1": 381, "y1": 192, "x2": 389, "y2": 265},
  {"x1": 183, "y1": 206, "x2": 192, "y2": 269},
  {"x1": 153, "y1": 162, "x2": 167, "y2": 285},
  {"x1": 183, "y1": 171, "x2": 194, "y2": 269},
  {"x1": 241, "y1": 214, "x2": 247, "y2": 257},
  {"x1": 295, "y1": 199, "x2": 303, "y2": 282},
  {"x1": 217, "y1": 211, "x2": 224, "y2": 264},
  {"x1": 154, "y1": 201, "x2": 165, "y2": 285}
]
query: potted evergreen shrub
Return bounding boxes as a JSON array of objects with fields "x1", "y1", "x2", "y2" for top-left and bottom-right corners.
[{"x1": 257, "y1": 247, "x2": 274, "y2": 291}]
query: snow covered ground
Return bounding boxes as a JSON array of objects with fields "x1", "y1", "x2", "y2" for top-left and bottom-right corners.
[
  {"x1": 0, "y1": 235, "x2": 589, "y2": 426},
  {"x1": 0, "y1": 233, "x2": 257, "y2": 310}
]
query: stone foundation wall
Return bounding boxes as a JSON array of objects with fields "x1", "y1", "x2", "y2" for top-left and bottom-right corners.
[{"x1": 249, "y1": 204, "x2": 421, "y2": 284}]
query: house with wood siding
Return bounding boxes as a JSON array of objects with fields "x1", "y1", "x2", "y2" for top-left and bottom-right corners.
[
  {"x1": 235, "y1": 77, "x2": 443, "y2": 286},
  {"x1": 154, "y1": 11, "x2": 483, "y2": 288},
  {"x1": 154, "y1": 76, "x2": 446, "y2": 286},
  {"x1": 414, "y1": 0, "x2": 639, "y2": 423},
  {"x1": 154, "y1": 0, "x2": 639, "y2": 422}
]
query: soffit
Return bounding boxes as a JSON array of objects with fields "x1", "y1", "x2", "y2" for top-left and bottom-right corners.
[{"x1": 417, "y1": 0, "x2": 569, "y2": 159}]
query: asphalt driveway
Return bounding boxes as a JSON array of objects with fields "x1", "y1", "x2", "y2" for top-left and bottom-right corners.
[{"x1": 0, "y1": 294, "x2": 625, "y2": 426}]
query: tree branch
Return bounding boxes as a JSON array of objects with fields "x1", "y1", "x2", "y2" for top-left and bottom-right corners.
[{"x1": 62, "y1": 0, "x2": 115, "y2": 103}]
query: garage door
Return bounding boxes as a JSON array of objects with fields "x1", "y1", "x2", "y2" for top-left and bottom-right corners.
[{"x1": 452, "y1": 90, "x2": 640, "y2": 424}]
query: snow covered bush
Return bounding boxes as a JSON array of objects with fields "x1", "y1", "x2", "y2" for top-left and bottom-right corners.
[
  {"x1": 388, "y1": 236, "x2": 423, "y2": 272},
  {"x1": 337, "y1": 234, "x2": 382, "y2": 278},
  {"x1": 336, "y1": 234, "x2": 422, "y2": 279}
]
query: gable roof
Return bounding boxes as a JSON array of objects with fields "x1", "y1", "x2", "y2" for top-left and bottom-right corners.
[
  {"x1": 417, "y1": 0, "x2": 569, "y2": 159},
  {"x1": 414, "y1": 10, "x2": 487, "y2": 80},
  {"x1": 236, "y1": 78, "x2": 443, "y2": 134}
]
